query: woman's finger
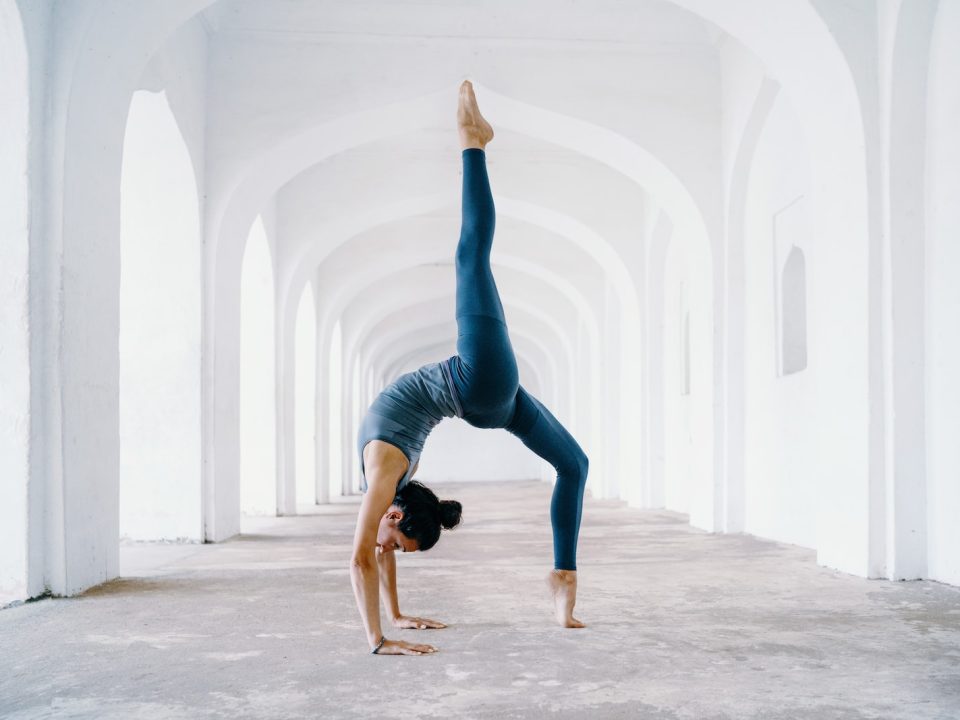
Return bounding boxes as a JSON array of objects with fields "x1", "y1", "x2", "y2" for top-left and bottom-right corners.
[{"x1": 413, "y1": 617, "x2": 445, "y2": 628}]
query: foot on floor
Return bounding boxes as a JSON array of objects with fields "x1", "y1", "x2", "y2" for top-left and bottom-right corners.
[{"x1": 547, "y1": 569, "x2": 585, "y2": 628}]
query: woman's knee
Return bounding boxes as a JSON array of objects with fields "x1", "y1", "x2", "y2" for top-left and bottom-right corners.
[
  {"x1": 560, "y1": 446, "x2": 589, "y2": 487},
  {"x1": 575, "y1": 449, "x2": 589, "y2": 485}
]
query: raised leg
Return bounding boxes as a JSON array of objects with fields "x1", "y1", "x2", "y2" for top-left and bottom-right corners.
[
  {"x1": 455, "y1": 79, "x2": 503, "y2": 328},
  {"x1": 455, "y1": 148, "x2": 504, "y2": 324},
  {"x1": 451, "y1": 84, "x2": 518, "y2": 422},
  {"x1": 506, "y1": 386, "x2": 589, "y2": 627}
]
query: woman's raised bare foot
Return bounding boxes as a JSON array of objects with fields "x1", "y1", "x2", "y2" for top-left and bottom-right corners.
[
  {"x1": 546, "y1": 569, "x2": 585, "y2": 628},
  {"x1": 457, "y1": 80, "x2": 494, "y2": 150}
]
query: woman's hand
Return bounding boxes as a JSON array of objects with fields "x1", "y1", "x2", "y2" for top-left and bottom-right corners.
[
  {"x1": 375, "y1": 639, "x2": 438, "y2": 656},
  {"x1": 391, "y1": 615, "x2": 447, "y2": 630}
]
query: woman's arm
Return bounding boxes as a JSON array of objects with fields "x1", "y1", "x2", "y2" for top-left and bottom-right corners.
[
  {"x1": 377, "y1": 547, "x2": 447, "y2": 629},
  {"x1": 376, "y1": 546, "x2": 402, "y2": 621},
  {"x1": 350, "y1": 442, "x2": 437, "y2": 655}
]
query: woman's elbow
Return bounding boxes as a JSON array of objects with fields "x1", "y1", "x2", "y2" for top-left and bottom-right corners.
[{"x1": 350, "y1": 552, "x2": 375, "y2": 572}]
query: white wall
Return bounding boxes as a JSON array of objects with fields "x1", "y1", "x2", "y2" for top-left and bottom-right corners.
[
  {"x1": 295, "y1": 285, "x2": 317, "y2": 506},
  {"x1": 661, "y1": 225, "x2": 714, "y2": 530},
  {"x1": 0, "y1": 0, "x2": 31, "y2": 606},
  {"x1": 6, "y1": 0, "x2": 959, "y2": 603},
  {"x1": 273, "y1": 141, "x2": 640, "y2": 502},
  {"x1": 119, "y1": 89, "x2": 202, "y2": 541},
  {"x1": 240, "y1": 215, "x2": 277, "y2": 516},
  {"x1": 663, "y1": 247, "x2": 694, "y2": 517},
  {"x1": 924, "y1": 0, "x2": 960, "y2": 587},
  {"x1": 327, "y1": 321, "x2": 344, "y2": 498},
  {"x1": 118, "y1": 18, "x2": 207, "y2": 542},
  {"x1": 742, "y1": 93, "x2": 817, "y2": 550}
]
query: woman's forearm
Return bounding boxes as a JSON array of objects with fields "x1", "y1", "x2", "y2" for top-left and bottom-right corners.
[
  {"x1": 350, "y1": 548, "x2": 383, "y2": 647},
  {"x1": 377, "y1": 548, "x2": 402, "y2": 620}
]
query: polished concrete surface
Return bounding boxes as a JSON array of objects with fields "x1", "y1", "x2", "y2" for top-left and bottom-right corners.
[{"x1": 2, "y1": 481, "x2": 959, "y2": 719}]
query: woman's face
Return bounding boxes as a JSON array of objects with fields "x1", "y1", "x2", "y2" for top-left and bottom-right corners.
[{"x1": 376, "y1": 506, "x2": 418, "y2": 554}]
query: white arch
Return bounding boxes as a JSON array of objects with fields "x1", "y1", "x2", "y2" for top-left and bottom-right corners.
[
  {"x1": 209, "y1": 83, "x2": 704, "y2": 532},
  {"x1": 240, "y1": 216, "x2": 277, "y2": 516},
  {"x1": 280, "y1": 200, "x2": 609, "y2": 509},
  {"x1": 119, "y1": 89, "x2": 202, "y2": 541},
  {"x1": 47, "y1": 0, "x2": 219, "y2": 595},
  {"x1": 55, "y1": 0, "x2": 863, "y2": 592},
  {"x1": 721, "y1": 76, "x2": 780, "y2": 533},
  {"x1": 676, "y1": 0, "x2": 871, "y2": 576},
  {"x1": 269, "y1": 90, "x2": 697, "y2": 486},
  {"x1": 294, "y1": 198, "x2": 607, "y2": 484}
]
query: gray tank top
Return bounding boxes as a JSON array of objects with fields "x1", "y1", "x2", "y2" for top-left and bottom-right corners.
[{"x1": 357, "y1": 358, "x2": 463, "y2": 492}]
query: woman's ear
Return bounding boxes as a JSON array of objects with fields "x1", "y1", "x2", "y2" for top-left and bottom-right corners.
[{"x1": 386, "y1": 509, "x2": 403, "y2": 522}]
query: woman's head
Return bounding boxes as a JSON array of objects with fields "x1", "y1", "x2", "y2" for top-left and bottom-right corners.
[{"x1": 376, "y1": 480, "x2": 462, "y2": 553}]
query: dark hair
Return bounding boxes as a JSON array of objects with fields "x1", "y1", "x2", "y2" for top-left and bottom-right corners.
[{"x1": 394, "y1": 480, "x2": 462, "y2": 552}]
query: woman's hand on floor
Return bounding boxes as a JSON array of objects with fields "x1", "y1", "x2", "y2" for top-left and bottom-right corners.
[
  {"x1": 375, "y1": 639, "x2": 438, "y2": 656},
  {"x1": 391, "y1": 615, "x2": 447, "y2": 630}
]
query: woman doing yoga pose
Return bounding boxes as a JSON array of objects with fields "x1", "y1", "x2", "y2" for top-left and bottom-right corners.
[{"x1": 350, "y1": 81, "x2": 589, "y2": 656}]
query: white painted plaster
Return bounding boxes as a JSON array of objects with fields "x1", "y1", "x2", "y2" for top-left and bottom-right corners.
[
  {"x1": 882, "y1": 0, "x2": 939, "y2": 581},
  {"x1": 42, "y1": 0, "x2": 215, "y2": 599},
  {"x1": 119, "y1": 90, "x2": 202, "y2": 541},
  {"x1": 717, "y1": 37, "x2": 779, "y2": 534},
  {"x1": 326, "y1": 321, "x2": 344, "y2": 499},
  {"x1": 240, "y1": 216, "x2": 277, "y2": 516},
  {"x1": 924, "y1": 0, "x2": 960, "y2": 587},
  {"x1": 5, "y1": 0, "x2": 959, "y2": 602},
  {"x1": 294, "y1": 285, "x2": 317, "y2": 506},
  {"x1": 18, "y1": 0, "x2": 54, "y2": 604},
  {"x1": 0, "y1": 0, "x2": 31, "y2": 605},
  {"x1": 742, "y1": 93, "x2": 817, "y2": 549},
  {"x1": 672, "y1": 0, "x2": 873, "y2": 577}
]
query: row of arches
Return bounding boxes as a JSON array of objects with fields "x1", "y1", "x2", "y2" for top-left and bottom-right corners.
[
  {"x1": 3, "y1": 0, "x2": 959, "y2": 607},
  {"x1": 110, "y1": 75, "x2": 801, "y2": 550}
]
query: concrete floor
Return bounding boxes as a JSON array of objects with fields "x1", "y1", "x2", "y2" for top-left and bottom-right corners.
[{"x1": 2, "y1": 481, "x2": 959, "y2": 720}]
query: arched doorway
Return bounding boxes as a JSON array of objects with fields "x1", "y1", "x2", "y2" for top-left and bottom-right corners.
[
  {"x1": 119, "y1": 89, "x2": 202, "y2": 541},
  {"x1": 240, "y1": 216, "x2": 277, "y2": 516}
]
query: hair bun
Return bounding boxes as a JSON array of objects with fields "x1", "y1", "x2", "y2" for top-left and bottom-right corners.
[{"x1": 438, "y1": 499, "x2": 463, "y2": 530}]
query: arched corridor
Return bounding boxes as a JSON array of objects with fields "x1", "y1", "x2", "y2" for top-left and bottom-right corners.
[{"x1": 2, "y1": 1, "x2": 959, "y2": 716}]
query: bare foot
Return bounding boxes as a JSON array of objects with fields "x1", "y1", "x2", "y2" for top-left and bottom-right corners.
[
  {"x1": 457, "y1": 80, "x2": 494, "y2": 150},
  {"x1": 546, "y1": 569, "x2": 585, "y2": 628}
]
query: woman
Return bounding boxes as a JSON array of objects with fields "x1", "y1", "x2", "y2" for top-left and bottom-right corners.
[{"x1": 350, "y1": 80, "x2": 589, "y2": 656}]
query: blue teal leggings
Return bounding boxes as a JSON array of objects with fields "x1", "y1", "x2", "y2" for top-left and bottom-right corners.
[{"x1": 447, "y1": 148, "x2": 589, "y2": 571}]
